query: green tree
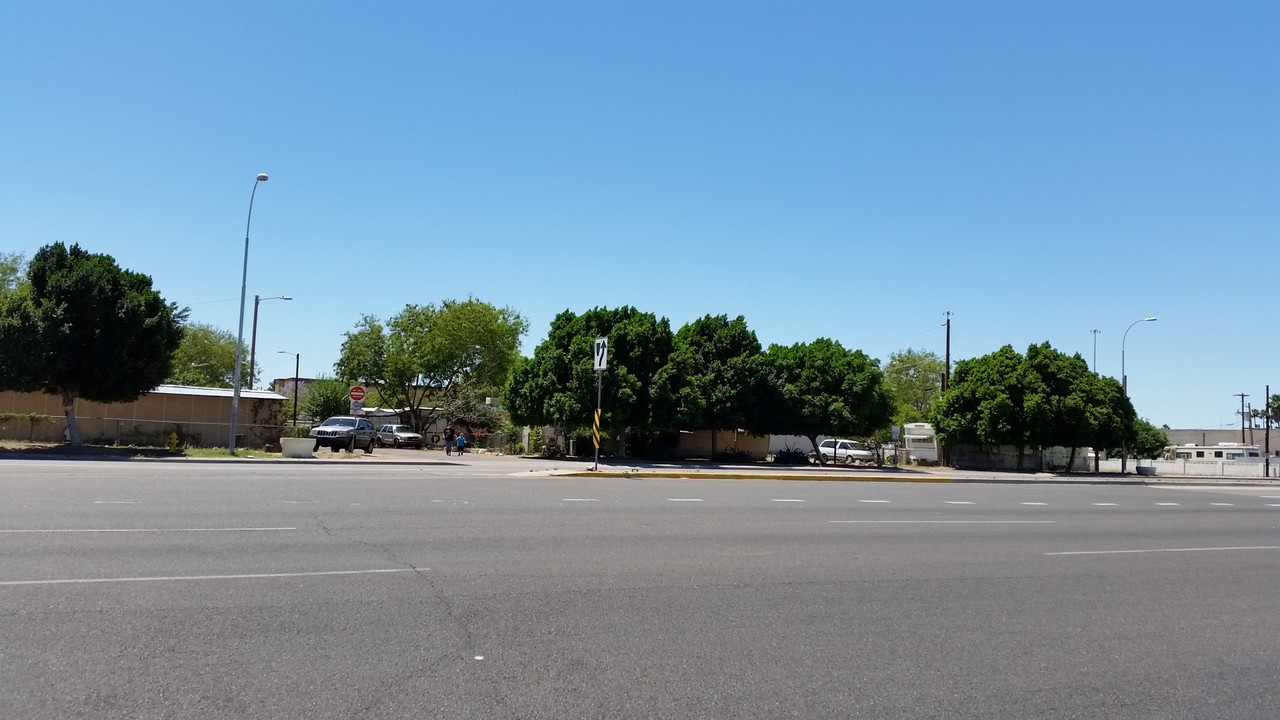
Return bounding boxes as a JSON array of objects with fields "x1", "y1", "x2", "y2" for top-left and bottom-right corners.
[
  {"x1": 301, "y1": 376, "x2": 352, "y2": 423},
  {"x1": 165, "y1": 322, "x2": 247, "y2": 388},
  {"x1": 934, "y1": 343, "x2": 1135, "y2": 470},
  {"x1": 660, "y1": 314, "x2": 762, "y2": 456},
  {"x1": 931, "y1": 345, "x2": 1031, "y2": 455},
  {"x1": 1250, "y1": 394, "x2": 1280, "y2": 428},
  {"x1": 440, "y1": 378, "x2": 504, "y2": 434},
  {"x1": 1129, "y1": 418, "x2": 1170, "y2": 459},
  {"x1": 336, "y1": 298, "x2": 527, "y2": 432},
  {"x1": 751, "y1": 338, "x2": 895, "y2": 463},
  {"x1": 505, "y1": 306, "x2": 675, "y2": 457},
  {"x1": 0, "y1": 243, "x2": 185, "y2": 445},
  {"x1": 883, "y1": 348, "x2": 944, "y2": 425},
  {"x1": 0, "y1": 252, "x2": 25, "y2": 297}
]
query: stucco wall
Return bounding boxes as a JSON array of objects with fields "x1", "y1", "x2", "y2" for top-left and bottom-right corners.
[{"x1": 0, "y1": 389, "x2": 286, "y2": 448}]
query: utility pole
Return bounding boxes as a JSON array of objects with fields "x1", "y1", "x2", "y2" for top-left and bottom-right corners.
[
  {"x1": 1090, "y1": 329, "x2": 1100, "y2": 373},
  {"x1": 1235, "y1": 393, "x2": 1249, "y2": 444},
  {"x1": 1266, "y1": 384, "x2": 1271, "y2": 478},
  {"x1": 942, "y1": 311, "x2": 952, "y2": 392},
  {"x1": 942, "y1": 311, "x2": 952, "y2": 467}
]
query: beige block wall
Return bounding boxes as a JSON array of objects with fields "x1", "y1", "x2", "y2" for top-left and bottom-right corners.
[
  {"x1": 674, "y1": 430, "x2": 769, "y2": 459},
  {"x1": 0, "y1": 390, "x2": 285, "y2": 448}
]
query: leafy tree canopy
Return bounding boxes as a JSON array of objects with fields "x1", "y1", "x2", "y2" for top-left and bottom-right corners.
[
  {"x1": 302, "y1": 376, "x2": 354, "y2": 424},
  {"x1": 0, "y1": 243, "x2": 186, "y2": 444},
  {"x1": 165, "y1": 322, "x2": 247, "y2": 388},
  {"x1": 659, "y1": 314, "x2": 762, "y2": 454},
  {"x1": 932, "y1": 342, "x2": 1135, "y2": 466},
  {"x1": 752, "y1": 338, "x2": 895, "y2": 460},
  {"x1": 883, "y1": 348, "x2": 944, "y2": 425},
  {"x1": 336, "y1": 298, "x2": 526, "y2": 432},
  {"x1": 1126, "y1": 418, "x2": 1170, "y2": 459},
  {"x1": 504, "y1": 306, "x2": 675, "y2": 456},
  {"x1": 0, "y1": 251, "x2": 24, "y2": 297}
]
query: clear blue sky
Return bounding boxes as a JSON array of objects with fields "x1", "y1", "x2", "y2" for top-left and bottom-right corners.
[{"x1": 3, "y1": 1, "x2": 1275, "y2": 429}]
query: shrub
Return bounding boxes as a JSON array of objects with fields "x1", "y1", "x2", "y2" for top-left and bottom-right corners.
[
  {"x1": 771, "y1": 447, "x2": 810, "y2": 465},
  {"x1": 711, "y1": 449, "x2": 757, "y2": 464}
]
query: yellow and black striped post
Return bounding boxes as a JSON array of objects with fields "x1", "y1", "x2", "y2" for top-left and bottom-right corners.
[{"x1": 593, "y1": 371, "x2": 603, "y2": 471}]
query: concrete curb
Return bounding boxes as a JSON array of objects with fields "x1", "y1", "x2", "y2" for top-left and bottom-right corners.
[
  {"x1": 555, "y1": 470, "x2": 956, "y2": 483},
  {"x1": 2, "y1": 452, "x2": 1277, "y2": 486}
]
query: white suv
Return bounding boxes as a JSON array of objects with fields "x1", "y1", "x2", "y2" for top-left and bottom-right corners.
[{"x1": 813, "y1": 438, "x2": 874, "y2": 465}]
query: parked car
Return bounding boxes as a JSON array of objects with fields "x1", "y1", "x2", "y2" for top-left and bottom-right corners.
[
  {"x1": 376, "y1": 424, "x2": 423, "y2": 449},
  {"x1": 310, "y1": 416, "x2": 377, "y2": 453},
  {"x1": 812, "y1": 438, "x2": 874, "y2": 465}
]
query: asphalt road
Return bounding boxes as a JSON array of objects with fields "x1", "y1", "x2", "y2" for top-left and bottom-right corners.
[{"x1": 1, "y1": 460, "x2": 1278, "y2": 719}]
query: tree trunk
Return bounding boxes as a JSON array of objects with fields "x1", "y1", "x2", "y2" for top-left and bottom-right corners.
[
  {"x1": 60, "y1": 387, "x2": 81, "y2": 446},
  {"x1": 1066, "y1": 446, "x2": 1077, "y2": 474},
  {"x1": 808, "y1": 435, "x2": 824, "y2": 465}
]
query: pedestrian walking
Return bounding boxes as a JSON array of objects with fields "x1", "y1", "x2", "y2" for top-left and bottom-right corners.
[
  {"x1": 455, "y1": 432, "x2": 466, "y2": 455},
  {"x1": 443, "y1": 427, "x2": 455, "y2": 456}
]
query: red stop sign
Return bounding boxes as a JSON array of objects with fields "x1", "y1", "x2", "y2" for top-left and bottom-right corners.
[{"x1": 349, "y1": 386, "x2": 366, "y2": 402}]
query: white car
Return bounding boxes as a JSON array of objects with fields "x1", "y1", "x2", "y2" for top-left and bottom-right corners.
[
  {"x1": 376, "y1": 424, "x2": 423, "y2": 449},
  {"x1": 813, "y1": 438, "x2": 874, "y2": 465}
]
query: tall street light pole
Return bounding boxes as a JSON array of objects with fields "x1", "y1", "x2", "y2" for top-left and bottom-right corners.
[
  {"x1": 248, "y1": 294, "x2": 292, "y2": 389},
  {"x1": 1091, "y1": 329, "x2": 1100, "y2": 373},
  {"x1": 229, "y1": 172, "x2": 269, "y2": 454},
  {"x1": 1120, "y1": 316, "x2": 1157, "y2": 474},
  {"x1": 278, "y1": 350, "x2": 300, "y2": 426}
]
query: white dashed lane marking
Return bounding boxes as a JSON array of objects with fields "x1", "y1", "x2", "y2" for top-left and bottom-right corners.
[
  {"x1": 944, "y1": 501, "x2": 974, "y2": 505},
  {"x1": 771, "y1": 499, "x2": 805, "y2": 503},
  {"x1": 831, "y1": 520, "x2": 1056, "y2": 525},
  {"x1": 562, "y1": 498, "x2": 598, "y2": 502},
  {"x1": 1093, "y1": 503, "x2": 1118, "y2": 506},
  {"x1": 668, "y1": 498, "x2": 704, "y2": 503},
  {"x1": 0, "y1": 527, "x2": 296, "y2": 534},
  {"x1": 1155, "y1": 503, "x2": 1180, "y2": 506},
  {"x1": 1020, "y1": 502, "x2": 1048, "y2": 506},
  {"x1": 1048, "y1": 546, "x2": 1280, "y2": 557},
  {"x1": 0, "y1": 568, "x2": 414, "y2": 587},
  {"x1": 858, "y1": 500, "x2": 891, "y2": 504}
]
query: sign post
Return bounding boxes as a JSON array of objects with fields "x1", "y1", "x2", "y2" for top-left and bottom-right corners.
[
  {"x1": 349, "y1": 385, "x2": 366, "y2": 416},
  {"x1": 592, "y1": 338, "x2": 608, "y2": 471}
]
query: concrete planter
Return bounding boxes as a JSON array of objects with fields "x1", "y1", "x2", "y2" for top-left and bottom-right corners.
[{"x1": 280, "y1": 437, "x2": 315, "y2": 459}]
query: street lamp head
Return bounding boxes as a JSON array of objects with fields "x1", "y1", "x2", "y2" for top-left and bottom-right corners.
[
  {"x1": 1144, "y1": 316, "x2": 1157, "y2": 322},
  {"x1": 280, "y1": 296, "x2": 293, "y2": 301},
  {"x1": 256, "y1": 173, "x2": 269, "y2": 182}
]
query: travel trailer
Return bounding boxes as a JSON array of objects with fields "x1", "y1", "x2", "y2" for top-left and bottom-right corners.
[
  {"x1": 902, "y1": 422, "x2": 938, "y2": 464},
  {"x1": 1162, "y1": 443, "x2": 1263, "y2": 462}
]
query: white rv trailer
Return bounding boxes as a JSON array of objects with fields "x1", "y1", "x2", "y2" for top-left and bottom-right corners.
[
  {"x1": 902, "y1": 422, "x2": 938, "y2": 464},
  {"x1": 1162, "y1": 443, "x2": 1263, "y2": 462}
]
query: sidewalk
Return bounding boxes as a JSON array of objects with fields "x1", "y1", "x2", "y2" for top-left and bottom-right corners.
[{"x1": 3, "y1": 444, "x2": 1277, "y2": 486}]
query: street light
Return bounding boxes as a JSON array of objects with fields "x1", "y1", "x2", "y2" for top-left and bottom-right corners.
[
  {"x1": 1120, "y1": 316, "x2": 1157, "y2": 474},
  {"x1": 229, "y1": 172, "x2": 269, "y2": 454},
  {"x1": 248, "y1": 294, "x2": 292, "y2": 388},
  {"x1": 278, "y1": 351, "x2": 300, "y2": 426}
]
